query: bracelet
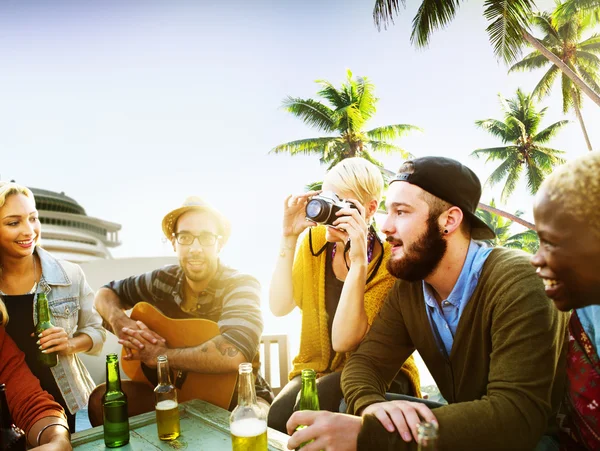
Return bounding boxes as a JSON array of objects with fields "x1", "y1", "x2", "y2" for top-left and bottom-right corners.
[
  {"x1": 279, "y1": 244, "x2": 294, "y2": 257},
  {"x1": 37, "y1": 422, "x2": 71, "y2": 446}
]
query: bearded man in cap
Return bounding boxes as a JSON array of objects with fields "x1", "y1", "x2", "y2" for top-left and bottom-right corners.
[
  {"x1": 285, "y1": 157, "x2": 568, "y2": 451},
  {"x1": 94, "y1": 197, "x2": 273, "y2": 408}
]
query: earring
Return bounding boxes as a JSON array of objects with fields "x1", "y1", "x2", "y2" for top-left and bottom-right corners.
[{"x1": 444, "y1": 229, "x2": 449, "y2": 234}]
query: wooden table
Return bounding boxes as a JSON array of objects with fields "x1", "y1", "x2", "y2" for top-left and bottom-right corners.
[{"x1": 72, "y1": 399, "x2": 289, "y2": 450}]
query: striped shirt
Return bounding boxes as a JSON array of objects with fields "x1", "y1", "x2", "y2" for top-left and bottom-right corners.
[{"x1": 104, "y1": 262, "x2": 273, "y2": 403}]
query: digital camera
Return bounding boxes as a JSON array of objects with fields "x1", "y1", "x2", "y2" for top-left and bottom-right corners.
[{"x1": 305, "y1": 191, "x2": 357, "y2": 226}]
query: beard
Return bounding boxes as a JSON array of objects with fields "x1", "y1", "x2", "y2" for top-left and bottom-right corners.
[
  {"x1": 386, "y1": 215, "x2": 447, "y2": 281},
  {"x1": 180, "y1": 256, "x2": 217, "y2": 283}
]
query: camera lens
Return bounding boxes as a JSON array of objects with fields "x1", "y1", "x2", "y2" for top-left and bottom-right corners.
[{"x1": 306, "y1": 199, "x2": 325, "y2": 221}]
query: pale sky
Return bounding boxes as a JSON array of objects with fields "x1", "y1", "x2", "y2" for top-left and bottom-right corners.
[{"x1": 2, "y1": 0, "x2": 598, "y2": 347}]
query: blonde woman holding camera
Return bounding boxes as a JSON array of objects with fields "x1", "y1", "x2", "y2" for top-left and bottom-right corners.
[{"x1": 268, "y1": 157, "x2": 420, "y2": 433}]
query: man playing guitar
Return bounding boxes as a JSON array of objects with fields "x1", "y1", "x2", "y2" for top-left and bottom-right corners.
[{"x1": 94, "y1": 196, "x2": 273, "y2": 410}]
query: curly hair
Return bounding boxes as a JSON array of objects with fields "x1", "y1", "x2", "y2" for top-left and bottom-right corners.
[{"x1": 541, "y1": 152, "x2": 600, "y2": 239}]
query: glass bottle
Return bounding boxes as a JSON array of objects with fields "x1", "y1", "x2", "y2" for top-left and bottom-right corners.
[
  {"x1": 0, "y1": 384, "x2": 27, "y2": 451},
  {"x1": 417, "y1": 421, "x2": 439, "y2": 451},
  {"x1": 154, "y1": 355, "x2": 180, "y2": 441},
  {"x1": 295, "y1": 368, "x2": 320, "y2": 450},
  {"x1": 229, "y1": 362, "x2": 267, "y2": 451},
  {"x1": 36, "y1": 293, "x2": 58, "y2": 368},
  {"x1": 102, "y1": 353, "x2": 130, "y2": 448}
]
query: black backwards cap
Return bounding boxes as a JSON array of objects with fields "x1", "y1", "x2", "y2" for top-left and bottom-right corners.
[{"x1": 390, "y1": 156, "x2": 495, "y2": 240}]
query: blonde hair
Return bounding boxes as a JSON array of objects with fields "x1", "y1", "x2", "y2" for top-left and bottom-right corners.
[
  {"x1": 324, "y1": 158, "x2": 384, "y2": 206},
  {"x1": 541, "y1": 152, "x2": 600, "y2": 239},
  {"x1": 0, "y1": 182, "x2": 35, "y2": 209},
  {"x1": 0, "y1": 182, "x2": 36, "y2": 325}
]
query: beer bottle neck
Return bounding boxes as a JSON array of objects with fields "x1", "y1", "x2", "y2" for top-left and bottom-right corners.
[
  {"x1": 299, "y1": 371, "x2": 319, "y2": 411},
  {"x1": 236, "y1": 364, "x2": 257, "y2": 406},
  {"x1": 156, "y1": 357, "x2": 172, "y2": 385},
  {"x1": 0, "y1": 385, "x2": 15, "y2": 428},
  {"x1": 36, "y1": 294, "x2": 52, "y2": 324},
  {"x1": 417, "y1": 422, "x2": 439, "y2": 450},
  {"x1": 106, "y1": 358, "x2": 122, "y2": 392}
]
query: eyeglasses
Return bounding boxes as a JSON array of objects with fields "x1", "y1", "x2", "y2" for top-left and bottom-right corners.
[{"x1": 172, "y1": 231, "x2": 220, "y2": 246}]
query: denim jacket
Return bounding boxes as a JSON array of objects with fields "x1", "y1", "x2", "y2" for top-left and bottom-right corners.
[{"x1": 34, "y1": 246, "x2": 106, "y2": 414}]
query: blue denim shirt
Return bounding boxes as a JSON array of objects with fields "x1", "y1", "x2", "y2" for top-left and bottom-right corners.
[
  {"x1": 35, "y1": 246, "x2": 106, "y2": 413},
  {"x1": 423, "y1": 241, "x2": 492, "y2": 358},
  {"x1": 577, "y1": 304, "x2": 600, "y2": 353}
]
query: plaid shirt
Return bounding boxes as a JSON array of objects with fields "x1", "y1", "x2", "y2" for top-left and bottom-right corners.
[{"x1": 105, "y1": 261, "x2": 273, "y2": 404}]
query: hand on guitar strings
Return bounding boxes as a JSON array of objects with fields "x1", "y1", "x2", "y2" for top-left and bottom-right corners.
[{"x1": 118, "y1": 320, "x2": 167, "y2": 367}]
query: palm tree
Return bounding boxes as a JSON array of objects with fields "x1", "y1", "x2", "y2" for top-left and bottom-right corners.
[
  {"x1": 472, "y1": 89, "x2": 567, "y2": 202},
  {"x1": 510, "y1": 7, "x2": 600, "y2": 151},
  {"x1": 372, "y1": 0, "x2": 600, "y2": 107},
  {"x1": 270, "y1": 70, "x2": 421, "y2": 170},
  {"x1": 476, "y1": 199, "x2": 540, "y2": 253}
]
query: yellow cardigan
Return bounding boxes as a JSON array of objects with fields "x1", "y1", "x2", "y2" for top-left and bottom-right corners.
[{"x1": 290, "y1": 226, "x2": 421, "y2": 397}]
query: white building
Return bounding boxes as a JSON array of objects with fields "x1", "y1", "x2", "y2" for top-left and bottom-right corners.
[{"x1": 31, "y1": 188, "x2": 121, "y2": 263}]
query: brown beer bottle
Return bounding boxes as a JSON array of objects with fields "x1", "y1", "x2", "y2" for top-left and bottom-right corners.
[{"x1": 0, "y1": 384, "x2": 27, "y2": 451}]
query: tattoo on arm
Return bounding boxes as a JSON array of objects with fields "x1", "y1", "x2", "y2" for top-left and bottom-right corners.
[{"x1": 211, "y1": 336, "x2": 240, "y2": 358}]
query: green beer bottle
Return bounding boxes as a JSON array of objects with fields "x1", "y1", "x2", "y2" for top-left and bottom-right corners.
[
  {"x1": 102, "y1": 354, "x2": 130, "y2": 448},
  {"x1": 295, "y1": 368, "x2": 320, "y2": 450},
  {"x1": 35, "y1": 293, "x2": 58, "y2": 368},
  {"x1": 417, "y1": 422, "x2": 439, "y2": 451},
  {"x1": 229, "y1": 363, "x2": 268, "y2": 451}
]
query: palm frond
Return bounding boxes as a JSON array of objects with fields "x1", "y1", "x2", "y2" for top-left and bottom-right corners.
[
  {"x1": 532, "y1": 119, "x2": 570, "y2": 142},
  {"x1": 281, "y1": 97, "x2": 336, "y2": 132},
  {"x1": 532, "y1": 65, "x2": 560, "y2": 99},
  {"x1": 315, "y1": 81, "x2": 348, "y2": 110},
  {"x1": 485, "y1": 153, "x2": 518, "y2": 187},
  {"x1": 270, "y1": 137, "x2": 340, "y2": 156},
  {"x1": 474, "y1": 119, "x2": 511, "y2": 142},
  {"x1": 355, "y1": 76, "x2": 378, "y2": 122},
  {"x1": 365, "y1": 124, "x2": 422, "y2": 141},
  {"x1": 555, "y1": 0, "x2": 600, "y2": 19},
  {"x1": 367, "y1": 140, "x2": 411, "y2": 158},
  {"x1": 355, "y1": 149, "x2": 384, "y2": 168},
  {"x1": 576, "y1": 50, "x2": 600, "y2": 66},
  {"x1": 576, "y1": 65, "x2": 600, "y2": 94},
  {"x1": 500, "y1": 158, "x2": 524, "y2": 202},
  {"x1": 410, "y1": 0, "x2": 462, "y2": 48},
  {"x1": 373, "y1": 0, "x2": 406, "y2": 31},
  {"x1": 578, "y1": 34, "x2": 600, "y2": 52},
  {"x1": 523, "y1": 157, "x2": 545, "y2": 193},
  {"x1": 471, "y1": 146, "x2": 517, "y2": 162},
  {"x1": 483, "y1": 0, "x2": 537, "y2": 64},
  {"x1": 509, "y1": 51, "x2": 549, "y2": 73}
]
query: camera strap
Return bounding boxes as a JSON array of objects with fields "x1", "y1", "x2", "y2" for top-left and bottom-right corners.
[{"x1": 308, "y1": 227, "x2": 328, "y2": 257}]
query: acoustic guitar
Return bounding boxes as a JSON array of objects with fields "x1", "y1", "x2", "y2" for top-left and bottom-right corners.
[{"x1": 120, "y1": 302, "x2": 237, "y2": 409}]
